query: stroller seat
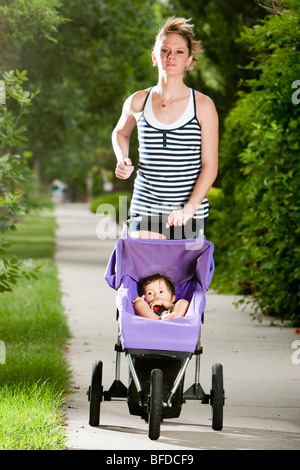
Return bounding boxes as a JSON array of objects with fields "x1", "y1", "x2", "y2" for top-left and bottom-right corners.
[{"x1": 105, "y1": 235, "x2": 214, "y2": 355}]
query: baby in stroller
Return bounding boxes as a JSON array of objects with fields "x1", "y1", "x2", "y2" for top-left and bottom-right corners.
[
  {"x1": 88, "y1": 232, "x2": 224, "y2": 440},
  {"x1": 133, "y1": 273, "x2": 189, "y2": 320}
]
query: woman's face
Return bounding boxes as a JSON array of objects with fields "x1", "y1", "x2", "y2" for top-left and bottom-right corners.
[{"x1": 152, "y1": 33, "x2": 193, "y2": 75}]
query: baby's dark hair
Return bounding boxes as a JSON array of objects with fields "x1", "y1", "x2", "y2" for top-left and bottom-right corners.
[{"x1": 138, "y1": 273, "x2": 175, "y2": 297}]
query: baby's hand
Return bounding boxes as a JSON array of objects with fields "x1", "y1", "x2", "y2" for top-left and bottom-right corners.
[
  {"x1": 133, "y1": 296, "x2": 145, "y2": 304},
  {"x1": 162, "y1": 312, "x2": 176, "y2": 320},
  {"x1": 163, "y1": 310, "x2": 185, "y2": 320}
]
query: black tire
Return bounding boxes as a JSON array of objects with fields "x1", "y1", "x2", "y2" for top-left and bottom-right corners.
[
  {"x1": 210, "y1": 363, "x2": 224, "y2": 431},
  {"x1": 148, "y1": 369, "x2": 163, "y2": 440},
  {"x1": 88, "y1": 360, "x2": 103, "y2": 426}
]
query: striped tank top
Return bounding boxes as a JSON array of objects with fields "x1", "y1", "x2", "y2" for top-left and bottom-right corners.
[{"x1": 130, "y1": 87, "x2": 209, "y2": 219}]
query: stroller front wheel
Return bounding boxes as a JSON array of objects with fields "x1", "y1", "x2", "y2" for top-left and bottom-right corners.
[
  {"x1": 148, "y1": 368, "x2": 163, "y2": 440},
  {"x1": 88, "y1": 360, "x2": 103, "y2": 426}
]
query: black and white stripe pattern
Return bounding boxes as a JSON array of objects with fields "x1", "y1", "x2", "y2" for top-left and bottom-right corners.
[{"x1": 130, "y1": 90, "x2": 209, "y2": 219}]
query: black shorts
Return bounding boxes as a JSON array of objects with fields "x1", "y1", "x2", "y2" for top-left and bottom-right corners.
[{"x1": 129, "y1": 213, "x2": 206, "y2": 239}]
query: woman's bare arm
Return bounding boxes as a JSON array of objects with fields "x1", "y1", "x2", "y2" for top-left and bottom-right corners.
[{"x1": 112, "y1": 90, "x2": 149, "y2": 179}]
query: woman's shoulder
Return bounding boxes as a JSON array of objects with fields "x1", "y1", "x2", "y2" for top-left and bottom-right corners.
[
  {"x1": 125, "y1": 88, "x2": 151, "y2": 115},
  {"x1": 193, "y1": 90, "x2": 216, "y2": 110},
  {"x1": 193, "y1": 90, "x2": 218, "y2": 124}
]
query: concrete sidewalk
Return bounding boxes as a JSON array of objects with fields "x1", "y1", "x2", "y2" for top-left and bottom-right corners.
[{"x1": 54, "y1": 203, "x2": 300, "y2": 450}]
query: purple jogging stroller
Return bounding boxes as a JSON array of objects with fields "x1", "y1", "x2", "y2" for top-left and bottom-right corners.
[{"x1": 87, "y1": 221, "x2": 225, "y2": 440}]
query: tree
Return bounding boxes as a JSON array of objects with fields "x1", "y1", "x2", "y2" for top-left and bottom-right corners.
[
  {"x1": 210, "y1": 0, "x2": 300, "y2": 324},
  {"x1": 0, "y1": 0, "x2": 65, "y2": 291},
  {"x1": 18, "y1": 0, "x2": 160, "y2": 194},
  {"x1": 167, "y1": 0, "x2": 267, "y2": 133},
  {"x1": 0, "y1": 0, "x2": 64, "y2": 68}
]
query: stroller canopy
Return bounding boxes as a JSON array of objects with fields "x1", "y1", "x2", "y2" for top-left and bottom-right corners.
[{"x1": 105, "y1": 235, "x2": 214, "y2": 292}]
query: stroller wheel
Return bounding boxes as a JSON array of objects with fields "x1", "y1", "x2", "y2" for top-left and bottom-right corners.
[
  {"x1": 148, "y1": 369, "x2": 163, "y2": 440},
  {"x1": 88, "y1": 360, "x2": 103, "y2": 426},
  {"x1": 210, "y1": 363, "x2": 224, "y2": 431}
]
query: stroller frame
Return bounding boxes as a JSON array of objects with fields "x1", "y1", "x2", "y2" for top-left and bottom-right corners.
[
  {"x1": 88, "y1": 221, "x2": 225, "y2": 440},
  {"x1": 104, "y1": 315, "x2": 208, "y2": 405}
]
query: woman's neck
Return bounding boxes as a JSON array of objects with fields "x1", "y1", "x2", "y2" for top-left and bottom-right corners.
[
  {"x1": 155, "y1": 76, "x2": 188, "y2": 101},
  {"x1": 151, "y1": 76, "x2": 191, "y2": 122}
]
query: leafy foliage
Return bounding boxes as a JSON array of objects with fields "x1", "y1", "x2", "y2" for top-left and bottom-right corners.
[
  {"x1": 168, "y1": 0, "x2": 267, "y2": 132},
  {"x1": 210, "y1": 0, "x2": 300, "y2": 324},
  {"x1": 0, "y1": 1, "x2": 65, "y2": 293},
  {"x1": 18, "y1": 0, "x2": 160, "y2": 189},
  {"x1": 0, "y1": 70, "x2": 41, "y2": 292},
  {"x1": 0, "y1": 0, "x2": 65, "y2": 69}
]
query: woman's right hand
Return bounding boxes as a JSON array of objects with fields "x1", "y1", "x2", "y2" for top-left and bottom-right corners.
[{"x1": 115, "y1": 157, "x2": 134, "y2": 179}]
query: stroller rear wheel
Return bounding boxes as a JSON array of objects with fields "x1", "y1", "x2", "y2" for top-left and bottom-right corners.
[
  {"x1": 148, "y1": 369, "x2": 163, "y2": 440},
  {"x1": 88, "y1": 360, "x2": 103, "y2": 426},
  {"x1": 210, "y1": 363, "x2": 224, "y2": 430}
]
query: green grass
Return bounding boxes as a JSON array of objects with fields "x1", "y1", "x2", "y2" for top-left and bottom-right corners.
[
  {"x1": 4, "y1": 213, "x2": 57, "y2": 259},
  {"x1": 0, "y1": 384, "x2": 67, "y2": 450},
  {"x1": 0, "y1": 212, "x2": 71, "y2": 450}
]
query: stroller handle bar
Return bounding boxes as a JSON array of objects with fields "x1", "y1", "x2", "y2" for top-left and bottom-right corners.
[
  {"x1": 122, "y1": 217, "x2": 205, "y2": 238},
  {"x1": 122, "y1": 217, "x2": 143, "y2": 236}
]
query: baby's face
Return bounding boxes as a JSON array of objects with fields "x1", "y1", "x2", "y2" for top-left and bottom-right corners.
[{"x1": 143, "y1": 279, "x2": 175, "y2": 305}]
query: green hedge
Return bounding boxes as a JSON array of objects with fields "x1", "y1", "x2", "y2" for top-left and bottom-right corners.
[
  {"x1": 90, "y1": 191, "x2": 131, "y2": 223},
  {"x1": 208, "y1": 0, "x2": 300, "y2": 325}
]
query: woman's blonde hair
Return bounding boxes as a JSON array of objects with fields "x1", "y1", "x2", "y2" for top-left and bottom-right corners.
[{"x1": 153, "y1": 17, "x2": 203, "y2": 71}]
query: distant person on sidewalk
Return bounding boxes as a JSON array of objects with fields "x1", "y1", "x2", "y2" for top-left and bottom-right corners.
[{"x1": 51, "y1": 179, "x2": 63, "y2": 203}]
